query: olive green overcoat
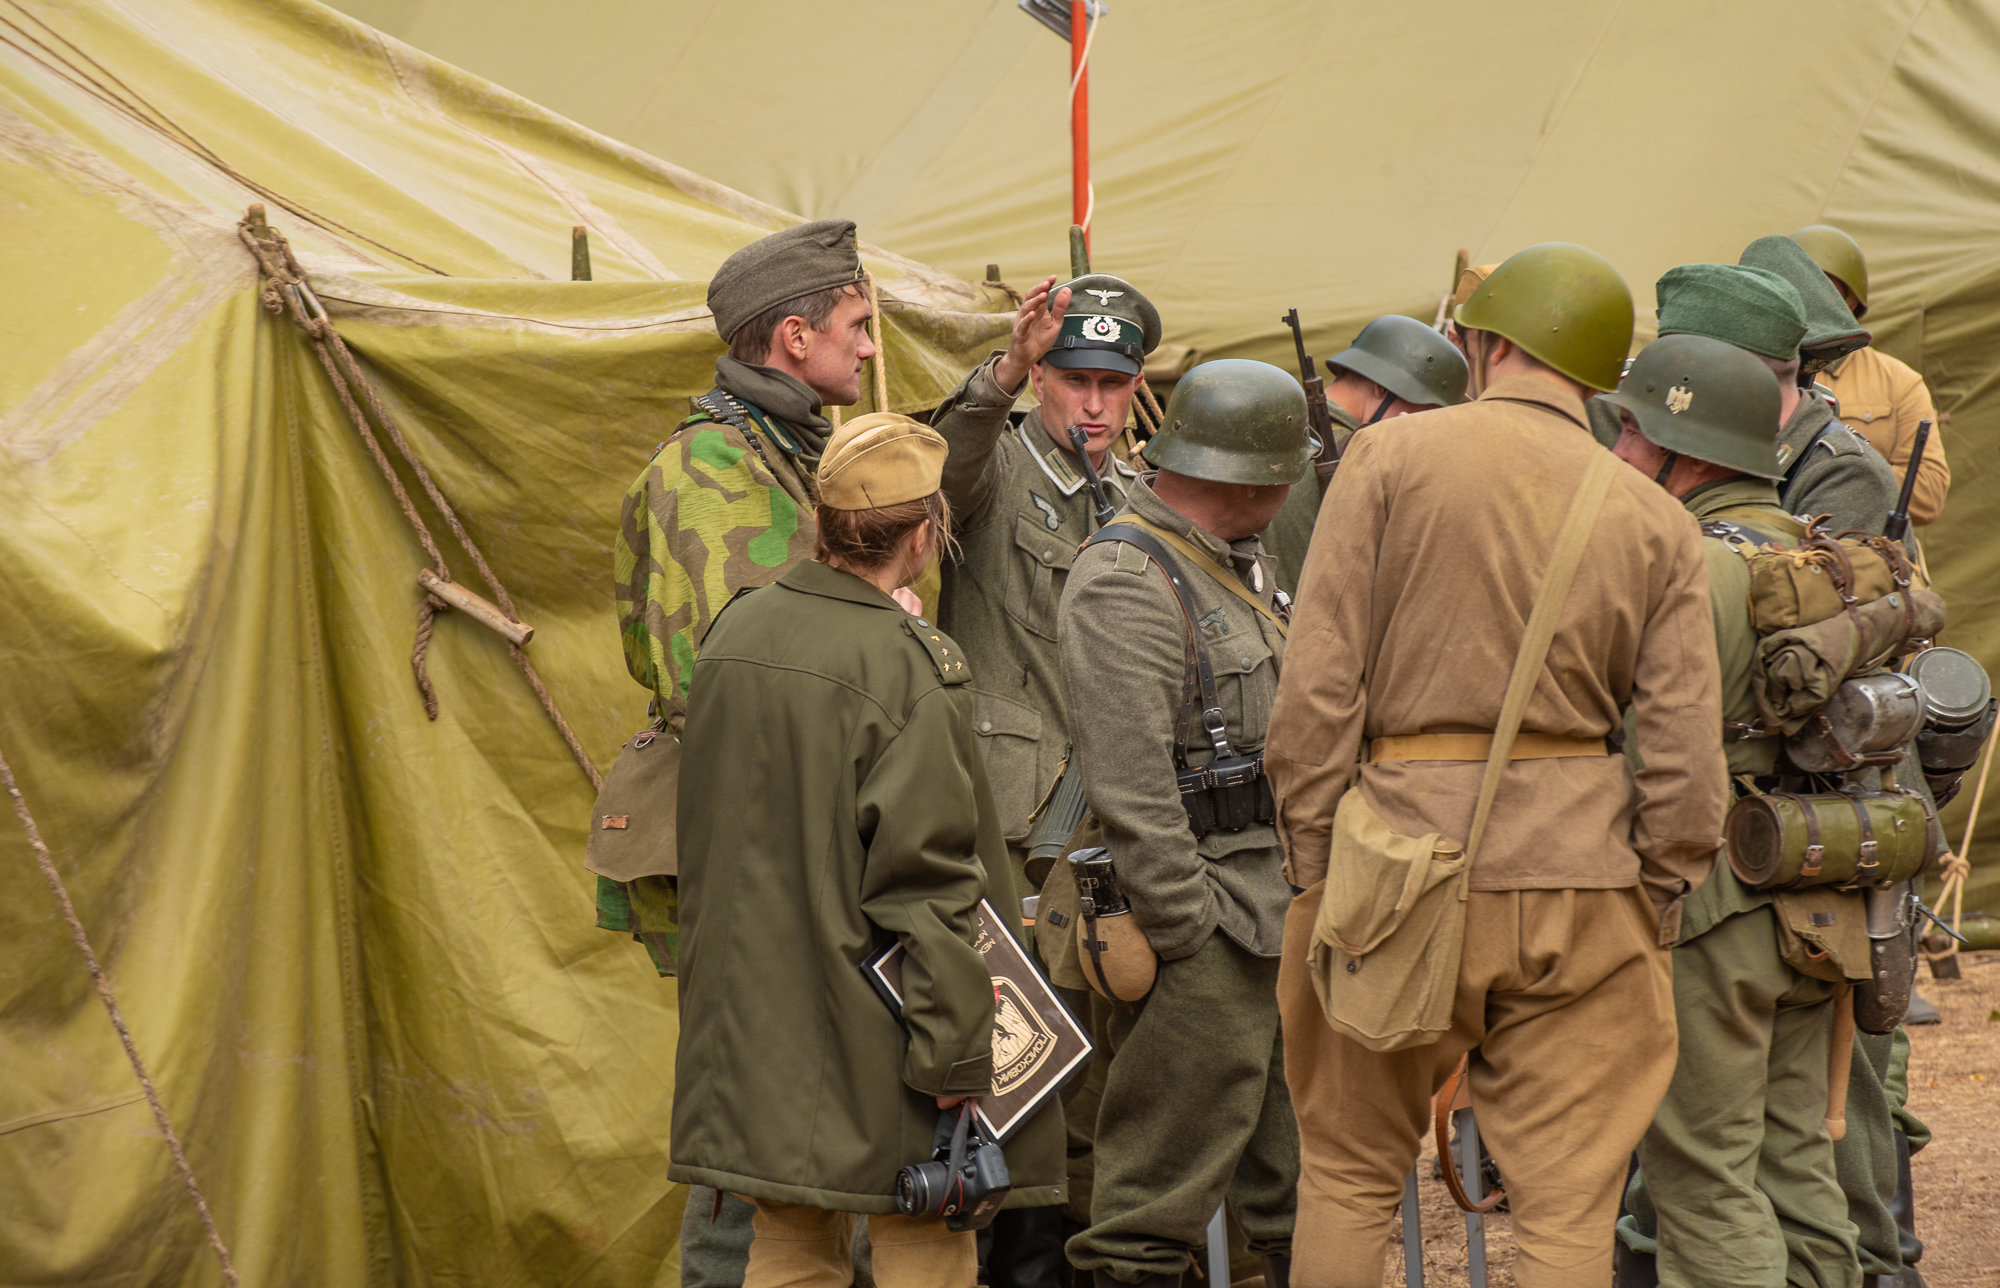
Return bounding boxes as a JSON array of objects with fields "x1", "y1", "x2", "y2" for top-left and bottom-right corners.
[{"x1": 669, "y1": 559, "x2": 1065, "y2": 1213}]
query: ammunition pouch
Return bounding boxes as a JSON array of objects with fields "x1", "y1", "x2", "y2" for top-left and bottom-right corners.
[
  {"x1": 1176, "y1": 752, "x2": 1278, "y2": 838},
  {"x1": 1725, "y1": 787, "x2": 1941, "y2": 891},
  {"x1": 1080, "y1": 522, "x2": 1277, "y2": 841}
]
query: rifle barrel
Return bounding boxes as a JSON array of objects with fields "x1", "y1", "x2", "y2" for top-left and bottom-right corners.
[{"x1": 1884, "y1": 418, "x2": 1931, "y2": 542}]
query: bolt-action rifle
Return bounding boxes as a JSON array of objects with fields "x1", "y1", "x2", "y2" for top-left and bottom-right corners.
[
  {"x1": 1282, "y1": 308, "x2": 1340, "y2": 498},
  {"x1": 1882, "y1": 418, "x2": 1931, "y2": 544}
]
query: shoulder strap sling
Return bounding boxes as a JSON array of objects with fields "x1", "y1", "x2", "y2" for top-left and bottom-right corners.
[
  {"x1": 1082, "y1": 522, "x2": 1232, "y2": 766},
  {"x1": 1465, "y1": 448, "x2": 1621, "y2": 865},
  {"x1": 1436, "y1": 447, "x2": 1620, "y2": 1217},
  {"x1": 1777, "y1": 423, "x2": 1833, "y2": 509},
  {"x1": 1112, "y1": 514, "x2": 1288, "y2": 637}
]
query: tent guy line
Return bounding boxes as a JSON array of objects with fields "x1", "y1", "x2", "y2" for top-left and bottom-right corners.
[
  {"x1": 239, "y1": 205, "x2": 603, "y2": 791},
  {"x1": 0, "y1": 740, "x2": 240, "y2": 1288}
]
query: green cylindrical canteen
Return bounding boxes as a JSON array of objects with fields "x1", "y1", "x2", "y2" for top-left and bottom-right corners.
[
  {"x1": 1143, "y1": 359, "x2": 1315, "y2": 485},
  {"x1": 1726, "y1": 789, "x2": 1939, "y2": 890},
  {"x1": 1600, "y1": 334, "x2": 1783, "y2": 478},
  {"x1": 1455, "y1": 242, "x2": 1635, "y2": 391}
]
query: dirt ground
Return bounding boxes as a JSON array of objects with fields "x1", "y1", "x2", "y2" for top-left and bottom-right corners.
[{"x1": 1247, "y1": 952, "x2": 2000, "y2": 1288}]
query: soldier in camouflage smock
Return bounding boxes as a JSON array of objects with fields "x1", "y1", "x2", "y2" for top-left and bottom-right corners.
[{"x1": 602, "y1": 218, "x2": 878, "y2": 1288}]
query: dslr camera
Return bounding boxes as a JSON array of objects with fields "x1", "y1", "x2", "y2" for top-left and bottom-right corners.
[{"x1": 893, "y1": 1102, "x2": 1011, "y2": 1231}]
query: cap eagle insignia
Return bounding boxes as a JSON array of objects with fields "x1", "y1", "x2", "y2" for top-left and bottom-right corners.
[
  {"x1": 1665, "y1": 385, "x2": 1694, "y2": 414},
  {"x1": 1084, "y1": 288, "x2": 1124, "y2": 306}
]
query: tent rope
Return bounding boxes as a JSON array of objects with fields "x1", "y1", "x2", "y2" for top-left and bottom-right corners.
[
  {"x1": 236, "y1": 210, "x2": 602, "y2": 792},
  {"x1": 1924, "y1": 733, "x2": 1994, "y2": 966},
  {"x1": 0, "y1": 742, "x2": 240, "y2": 1288},
  {"x1": 0, "y1": 1, "x2": 447, "y2": 275}
]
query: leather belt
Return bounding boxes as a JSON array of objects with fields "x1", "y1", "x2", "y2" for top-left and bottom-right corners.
[{"x1": 1368, "y1": 732, "x2": 1610, "y2": 763}]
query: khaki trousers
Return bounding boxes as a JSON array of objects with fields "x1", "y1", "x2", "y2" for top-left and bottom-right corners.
[
  {"x1": 743, "y1": 1200, "x2": 975, "y2": 1288},
  {"x1": 1279, "y1": 885, "x2": 1676, "y2": 1288},
  {"x1": 1626, "y1": 904, "x2": 1858, "y2": 1288}
]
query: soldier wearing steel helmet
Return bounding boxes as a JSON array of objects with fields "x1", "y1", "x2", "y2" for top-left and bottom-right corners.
[
  {"x1": 1055, "y1": 359, "x2": 1308, "y2": 1287},
  {"x1": 1264, "y1": 314, "x2": 1469, "y2": 595},
  {"x1": 1599, "y1": 327, "x2": 1871, "y2": 1288},
  {"x1": 1266, "y1": 243, "x2": 1727, "y2": 1286},
  {"x1": 1791, "y1": 224, "x2": 1952, "y2": 525}
]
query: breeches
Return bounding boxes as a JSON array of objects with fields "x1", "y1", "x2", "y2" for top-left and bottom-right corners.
[
  {"x1": 1279, "y1": 885, "x2": 1676, "y2": 1288},
  {"x1": 743, "y1": 1200, "x2": 974, "y2": 1288},
  {"x1": 1068, "y1": 931, "x2": 1300, "y2": 1280}
]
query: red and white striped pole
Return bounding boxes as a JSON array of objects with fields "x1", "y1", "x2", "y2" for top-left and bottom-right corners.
[{"x1": 1070, "y1": 0, "x2": 1091, "y2": 254}]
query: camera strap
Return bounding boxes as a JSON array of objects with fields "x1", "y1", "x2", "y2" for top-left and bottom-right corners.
[
  {"x1": 1083, "y1": 522, "x2": 1229, "y2": 766},
  {"x1": 947, "y1": 1101, "x2": 975, "y2": 1216}
]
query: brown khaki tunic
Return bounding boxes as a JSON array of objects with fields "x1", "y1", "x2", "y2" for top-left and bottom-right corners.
[
  {"x1": 1268, "y1": 373, "x2": 1721, "y2": 1286},
  {"x1": 1266, "y1": 372, "x2": 1728, "y2": 940},
  {"x1": 1818, "y1": 347, "x2": 1949, "y2": 525}
]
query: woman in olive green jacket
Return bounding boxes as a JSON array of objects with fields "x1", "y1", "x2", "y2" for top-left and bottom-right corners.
[{"x1": 671, "y1": 413, "x2": 1064, "y2": 1287}]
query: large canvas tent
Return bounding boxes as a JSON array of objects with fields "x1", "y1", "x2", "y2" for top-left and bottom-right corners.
[
  {"x1": 341, "y1": 0, "x2": 2000, "y2": 918},
  {"x1": 0, "y1": 1, "x2": 1011, "y2": 1283}
]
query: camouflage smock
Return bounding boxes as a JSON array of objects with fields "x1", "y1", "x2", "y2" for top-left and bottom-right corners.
[{"x1": 602, "y1": 366, "x2": 822, "y2": 973}]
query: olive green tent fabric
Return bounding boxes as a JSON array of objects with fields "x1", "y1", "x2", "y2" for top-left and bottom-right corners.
[
  {"x1": 0, "y1": 2, "x2": 1008, "y2": 1284},
  {"x1": 343, "y1": 0, "x2": 2000, "y2": 919}
]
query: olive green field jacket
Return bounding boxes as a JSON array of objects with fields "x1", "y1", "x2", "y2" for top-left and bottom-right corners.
[
  {"x1": 670, "y1": 559, "x2": 1065, "y2": 1212},
  {"x1": 1058, "y1": 478, "x2": 1292, "y2": 963},
  {"x1": 931, "y1": 353, "x2": 1139, "y2": 845}
]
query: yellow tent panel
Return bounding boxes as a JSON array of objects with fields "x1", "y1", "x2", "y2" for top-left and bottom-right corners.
[{"x1": 0, "y1": 2, "x2": 1008, "y2": 1283}]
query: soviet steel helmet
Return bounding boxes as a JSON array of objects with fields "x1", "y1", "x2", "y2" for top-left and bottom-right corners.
[
  {"x1": 1456, "y1": 243, "x2": 1636, "y2": 391},
  {"x1": 1142, "y1": 359, "x2": 1314, "y2": 486},
  {"x1": 1790, "y1": 224, "x2": 1870, "y2": 320},
  {"x1": 1600, "y1": 334, "x2": 1782, "y2": 479},
  {"x1": 1327, "y1": 314, "x2": 1469, "y2": 408}
]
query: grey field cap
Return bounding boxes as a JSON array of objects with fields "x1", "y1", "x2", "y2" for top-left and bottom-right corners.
[{"x1": 707, "y1": 219, "x2": 865, "y2": 341}]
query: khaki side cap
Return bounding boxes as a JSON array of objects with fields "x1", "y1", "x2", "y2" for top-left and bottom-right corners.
[{"x1": 817, "y1": 412, "x2": 948, "y2": 510}]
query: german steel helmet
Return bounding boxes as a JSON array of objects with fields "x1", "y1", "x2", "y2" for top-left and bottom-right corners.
[
  {"x1": 1142, "y1": 359, "x2": 1314, "y2": 486},
  {"x1": 1599, "y1": 334, "x2": 1782, "y2": 479},
  {"x1": 1327, "y1": 314, "x2": 1470, "y2": 408},
  {"x1": 1456, "y1": 243, "x2": 1635, "y2": 391},
  {"x1": 1790, "y1": 224, "x2": 1871, "y2": 320}
]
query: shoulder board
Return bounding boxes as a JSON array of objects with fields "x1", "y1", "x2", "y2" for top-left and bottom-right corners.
[
  {"x1": 901, "y1": 616, "x2": 970, "y2": 685},
  {"x1": 1819, "y1": 423, "x2": 1868, "y2": 456}
]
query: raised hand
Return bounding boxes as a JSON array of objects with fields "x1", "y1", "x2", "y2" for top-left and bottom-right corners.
[{"x1": 993, "y1": 276, "x2": 1071, "y2": 393}]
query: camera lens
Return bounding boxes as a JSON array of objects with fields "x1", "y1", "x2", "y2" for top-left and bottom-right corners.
[{"x1": 894, "y1": 1161, "x2": 943, "y2": 1217}]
